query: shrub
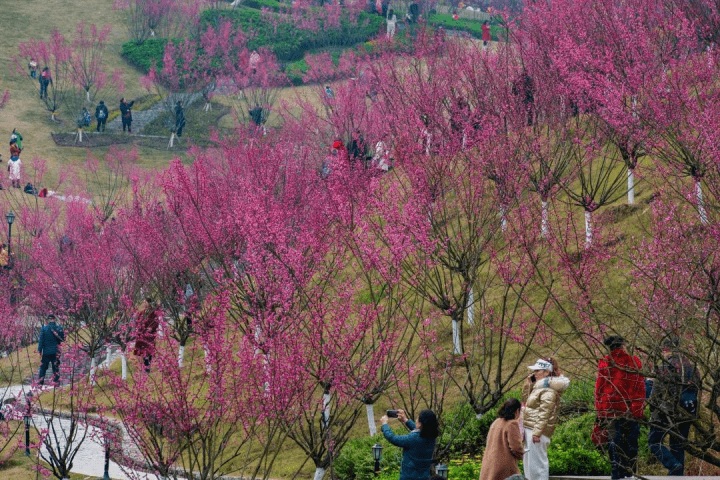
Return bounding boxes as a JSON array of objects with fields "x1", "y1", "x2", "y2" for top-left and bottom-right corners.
[
  {"x1": 449, "y1": 457, "x2": 482, "y2": 480},
  {"x1": 439, "y1": 390, "x2": 522, "y2": 456},
  {"x1": 426, "y1": 13, "x2": 502, "y2": 40},
  {"x1": 547, "y1": 412, "x2": 610, "y2": 475},
  {"x1": 333, "y1": 435, "x2": 402, "y2": 480},
  {"x1": 243, "y1": 0, "x2": 283, "y2": 11},
  {"x1": 122, "y1": 39, "x2": 167, "y2": 72}
]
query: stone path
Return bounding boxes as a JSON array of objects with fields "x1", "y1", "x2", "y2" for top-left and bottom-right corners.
[{"x1": 106, "y1": 92, "x2": 203, "y2": 134}]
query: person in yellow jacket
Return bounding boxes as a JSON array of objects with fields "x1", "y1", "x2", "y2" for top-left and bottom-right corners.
[{"x1": 521, "y1": 358, "x2": 570, "y2": 480}]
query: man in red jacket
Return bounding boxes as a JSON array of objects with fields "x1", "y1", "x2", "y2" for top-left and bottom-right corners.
[{"x1": 595, "y1": 335, "x2": 645, "y2": 480}]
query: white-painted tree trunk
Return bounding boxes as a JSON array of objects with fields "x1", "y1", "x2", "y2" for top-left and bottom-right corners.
[
  {"x1": 89, "y1": 357, "x2": 98, "y2": 386},
  {"x1": 631, "y1": 95, "x2": 638, "y2": 119},
  {"x1": 51, "y1": 112, "x2": 57, "y2": 122},
  {"x1": 203, "y1": 345, "x2": 212, "y2": 373},
  {"x1": 121, "y1": 352, "x2": 128, "y2": 381},
  {"x1": 168, "y1": 132, "x2": 176, "y2": 148},
  {"x1": 76, "y1": 128, "x2": 83, "y2": 143},
  {"x1": 541, "y1": 200, "x2": 549, "y2": 237},
  {"x1": 452, "y1": 318, "x2": 462, "y2": 355},
  {"x1": 466, "y1": 287, "x2": 474, "y2": 326},
  {"x1": 313, "y1": 468, "x2": 326, "y2": 480},
  {"x1": 86, "y1": 90, "x2": 91, "y2": 102},
  {"x1": 696, "y1": 179, "x2": 708, "y2": 225},
  {"x1": 627, "y1": 169, "x2": 635, "y2": 204},
  {"x1": 500, "y1": 206, "x2": 507, "y2": 233},
  {"x1": 585, "y1": 210, "x2": 593, "y2": 248},
  {"x1": 204, "y1": 102, "x2": 211, "y2": 112},
  {"x1": 366, "y1": 404, "x2": 377, "y2": 436},
  {"x1": 322, "y1": 392, "x2": 331, "y2": 427},
  {"x1": 178, "y1": 345, "x2": 185, "y2": 367},
  {"x1": 105, "y1": 345, "x2": 112, "y2": 368}
]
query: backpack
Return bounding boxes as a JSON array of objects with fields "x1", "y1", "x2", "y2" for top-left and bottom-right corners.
[{"x1": 98, "y1": 108, "x2": 106, "y2": 119}]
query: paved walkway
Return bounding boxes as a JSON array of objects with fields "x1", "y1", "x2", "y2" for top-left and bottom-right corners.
[{"x1": 106, "y1": 92, "x2": 203, "y2": 133}]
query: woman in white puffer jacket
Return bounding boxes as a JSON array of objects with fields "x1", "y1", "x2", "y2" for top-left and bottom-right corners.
[{"x1": 521, "y1": 357, "x2": 570, "y2": 480}]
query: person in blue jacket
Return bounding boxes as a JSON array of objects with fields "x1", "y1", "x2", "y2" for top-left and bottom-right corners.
[
  {"x1": 381, "y1": 409, "x2": 439, "y2": 480},
  {"x1": 38, "y1": 314, "x2": 65, "y2": 386}
]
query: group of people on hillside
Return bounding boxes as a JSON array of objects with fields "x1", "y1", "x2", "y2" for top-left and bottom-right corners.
[
  {"x1": 26, "y1": 62, "x2": 188, "y2": 137},
  {"x1": 475, "y1": 335, "x2": 699, "y2": 480}
]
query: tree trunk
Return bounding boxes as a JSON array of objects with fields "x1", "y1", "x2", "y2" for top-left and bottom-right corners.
[
  {"x1": 499, "y1": 205, "x2": 507, "y2": 233},
  {"x1": 322, "y1": 391, "x2": 331, "y2": 427},
  {"x1": 121, "y1": 352, "x2": 127, "y2": 381},
  {"x1": 452, "y1": 317, "x2": 462, "y2": 355},
  {"x1": 204, "y1": 102, "x2": 211, "y2": 112},
  {"x1": 105, "y1": 345, "x2": 112, "y2": 368},
  {"x1": 466, "y1": 287, "x2": 474, "y2": 326},
  {"x1": 313, "y1": 468, "x2": 326, "y2": 480},
  {"x1": 541, "y1": 200, "x2": 549, "y2": 237},
  {"x1": 178, "y1": 345, "x2": 185, "y2": 367},
  {"x1": 86, "y1": 90, "x2": 90, "y2": 102},
  {"x1": 696, "y1": 179, "x2": 708, "y2": 225},
  {"x1": 168, "y1": 132, "x2": 176, "y2": 149},
  {"x1": 203, "y1": 345, "x2": 212, "y2": 373},
  {"x1": 89, "y1": 357, "x2": 98, "y2": 385},
  {"x1": 584, "y1": 210, "x2": 593, "y2": 248},
  {"x1": 76, "y1": 128, "x2": 83, "y2": 143},
  {"x1": 366, "y1": 404, "x2": 377, "y2": 436},
  {"x1": 627, "y1": 169, "x2": 635, "y2": 204}
]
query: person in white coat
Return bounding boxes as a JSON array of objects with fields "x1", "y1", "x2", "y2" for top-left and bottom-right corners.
[
  {"x1": 386, "y1": 9, "x2": 397, "y2": 37},
  {"x1": 521, "y1": 358, "x2": 570, "y2": 480}
]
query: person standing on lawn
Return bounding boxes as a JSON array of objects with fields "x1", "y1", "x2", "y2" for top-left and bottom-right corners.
[{"x1": 95, "y1": 101, "x2": 108, "y2": 132}]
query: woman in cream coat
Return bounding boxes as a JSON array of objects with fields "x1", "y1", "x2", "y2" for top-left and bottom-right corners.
[{"x1": 522, "y1": 358, "x2": 570, "y2": 480}]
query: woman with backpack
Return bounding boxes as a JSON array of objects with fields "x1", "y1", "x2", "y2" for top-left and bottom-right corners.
[
  {"x1": 95, "y1": 101, "x2": 109, "y2": 132},
  {"x1": 119, "y1": 98, "x2": 135, "y2": 133}
]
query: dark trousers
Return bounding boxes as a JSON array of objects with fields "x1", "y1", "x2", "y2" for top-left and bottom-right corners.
[
  {"x1": 38, "y1": 353, "x2": 60, "y2": 385},
  {"x1": 176, "y1": 122, "x2": 184, "y2": 137},
  {"x1": 96, "y1": 118, "x2": 106, "y2": 132},
  {"x1": 122, "y1": 116, "x2": 132, "y2": 132},
  {"x1": 39, "y1": 81, "x2": 48, "y2": 99},
  {"x1": 649, "y1": 414, "x2": 692, "y2": 475},
  {"x1": 608, "y1": 417, "x2": 640, "y2": 479}
]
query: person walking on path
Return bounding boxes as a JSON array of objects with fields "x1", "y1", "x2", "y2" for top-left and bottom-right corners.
[
  {"x1": 133, "y1": 298, "x2": 160, "y2": 373},
  {"x1": 386, "y1": 8, "x2": 398, "y2": 37},
  {"x1": 39, "y1": 67, "x2": 52, "y2": 99},
  {"x1": 480, "y1": 398, "x2": 524, "y2": 480},
  {"x1": 95, "y1": 101, "x2": 108, "y2": 132},
  {"x1": 174, "y1": 101, "x2": 186, "y2": 137},
  {"x1": 380, "y1": 409, "x2": 439, "y2": 480},
  {"x1": 647, "y1": 336, "x2": 701, "y2": 476},
  {"x1": 9, "y1": 139, "x2": 22, "y2": 189},
  {"x1": 482, "y1": 20, "x2": 491, "y2": 48},
  {"x1": 522, "y1": 357, "x2": 570, "y2": 480},
  {"x1": 595, "y1": 335, "x2": 646, "y2": 480},
  {"x1": 38, "y1": 314, "x2": 65, "y2": 386},
  {"x1": 119, "y1": 97, "x2": 134, "y2": 133}
]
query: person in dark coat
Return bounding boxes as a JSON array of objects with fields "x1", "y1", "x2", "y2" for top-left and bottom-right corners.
[
  {"x1": 119, "y1": 97, "x2": 135, "y2": 133},
  {"x1": 381, "y1": 409, "x2": 439, "y2": 480},
  {"x1": 647, "y1": 336, "x2": 701, "y2": 476},
  {"x1": 174, "y1": 101, "x2": 186, "y2": 137},
  {"x1": 133, "y1": 298, "x2": 160, "y2": 372},
  {"x1": 38, "y1": 314, "x2": 65, "y2": 385},
  {"x1": 95, "y1": 101, "x2": 109, "y2": 132},
  {"x1": 39, "y1": 67, "x2": 52, "y2": 99}
]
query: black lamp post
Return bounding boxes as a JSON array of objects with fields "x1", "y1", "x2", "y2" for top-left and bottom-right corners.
[
  {"x1": 103, "y1": 434, "x2": 111, "y2": 480},
  {"x1": 436, "y1": 463, "x2": 449, "y2": 478},
  {"x1": 372, "y1": 443, "x2": 383, "y2": 475},
  {"x1": 6, "y1": 212, "x2": 14, "y2": 269},
  {"x1": 23, "y1": 397, "x2": 31, "y2": 456}
]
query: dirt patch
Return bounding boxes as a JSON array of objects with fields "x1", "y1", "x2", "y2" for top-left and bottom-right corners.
[{"x1": 51, "y1": 132, "x2": 192, "y2": 151}]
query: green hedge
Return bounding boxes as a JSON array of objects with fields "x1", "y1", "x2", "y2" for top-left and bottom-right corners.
[
  {"x1": 547, "y1": 413, "x2": 611, "y2": 475},
  {"x1": 201, "y1": 8, "x2": 384, "y2": 62},
  {"x1": 427, "y1": 13, "x2": 503, "y2": 40},
  {"x1": 122, "y1": 38, "x2": 168, "y2": 72},
  {"x1": 334, "y1": 435, "x2": 402, "y2": 480}
]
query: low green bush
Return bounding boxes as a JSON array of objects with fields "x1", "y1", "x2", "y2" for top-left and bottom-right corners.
[
  {"x1": 440, "y1": 390, "x2": 522, "y2": 456},
  {"x1": 122, "y1": 39, "x2": 167, "y2": 72},
  {"x1": 333, "y1": 435, "x2": 402, "y2": 480},
  {"x1": 547, "y1": 412, "x2": 610, "y2": 475},
  {"x1": 243, "y1": 0, "x2": 283, "y2": 11},
  {"x1": 426, "y1": 13, "x2": 502, "y2": 40},
  {"x1": 449, "y1": 457, "x2": 482, "y2": 480}
]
